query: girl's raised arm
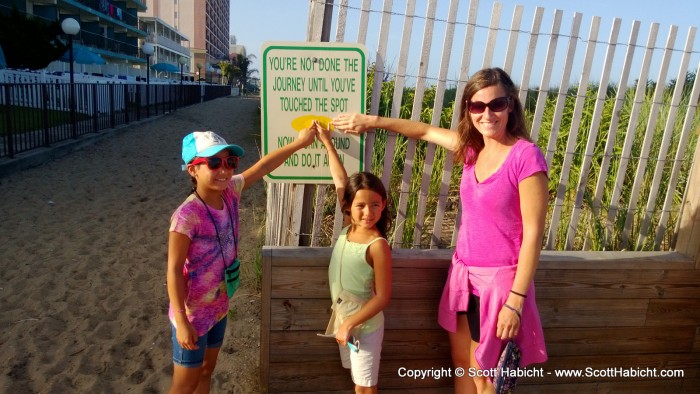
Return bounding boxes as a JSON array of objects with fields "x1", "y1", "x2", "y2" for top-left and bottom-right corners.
[
  {"x1": 332, "y1": 113, "x2": 459, "y2": 153},
  {"x1": 316, "y1": 121, "x2": 348, "y2": 209},
  {"x1": 240, "y1": 126, "x2": 317, "y2": 190}
]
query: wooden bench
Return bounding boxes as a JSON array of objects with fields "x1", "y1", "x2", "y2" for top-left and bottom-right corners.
[{"x1": 260, "y1": 248, "x2": 700, "y2": 392}]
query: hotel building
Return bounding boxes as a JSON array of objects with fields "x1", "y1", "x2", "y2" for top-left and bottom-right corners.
[{"x1": 140, "y1": 0, "x2": 229, "y2": 82}]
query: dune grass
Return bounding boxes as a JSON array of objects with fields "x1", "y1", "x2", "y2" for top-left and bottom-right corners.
[{"x1": 361, "y1": 68, "x2": 699, "y2": 251}]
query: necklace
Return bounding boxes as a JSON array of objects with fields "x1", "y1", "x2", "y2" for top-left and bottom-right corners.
[{"x1": 194, "y1": 190, "x2": 238, "y2": 268}]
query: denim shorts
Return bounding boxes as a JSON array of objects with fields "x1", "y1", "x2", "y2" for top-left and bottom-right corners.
[{"x1": 171, "y1": 316, "x2": 227, "y2": 368}]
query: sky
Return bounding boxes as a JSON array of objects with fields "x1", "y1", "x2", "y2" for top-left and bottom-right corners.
[{"x1": 230, "y1": 0, "x2": 700, "y2": 87}]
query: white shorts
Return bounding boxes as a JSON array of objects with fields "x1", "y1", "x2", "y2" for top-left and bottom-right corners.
[{"x1": 339, "y1": 326, "x2": 384, "y2": 387}]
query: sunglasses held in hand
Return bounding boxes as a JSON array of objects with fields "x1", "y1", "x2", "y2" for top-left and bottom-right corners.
[
  {"x1": 347, "y1": 335, "x2": 360, "y2": 353},
  {"x1": 467, "y1": 96, "x2": 511, "y2": 114},
  {"x1": 190, "y1": 156, "x2": 240, "y2": 170}
]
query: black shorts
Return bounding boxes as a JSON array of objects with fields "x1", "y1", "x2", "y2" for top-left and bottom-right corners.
[{"x1": 456, "y1": 293, "x2": 480, "y2": 342}]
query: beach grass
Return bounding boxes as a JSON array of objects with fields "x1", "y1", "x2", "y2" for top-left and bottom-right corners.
[
  {"x1": 242, "y1": 103, "x2": 267, "y2": 291},
  {"x1": 363, "y1": 67, "x2": 700, "y2": 251}
]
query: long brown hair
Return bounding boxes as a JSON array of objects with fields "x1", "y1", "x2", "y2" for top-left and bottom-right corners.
[
  {"x1": 343, "y1": 172, "x2": 392, "y2": 239},
  {"x1": 455, "y1": 67, "x2": 531, "y2": 165}
]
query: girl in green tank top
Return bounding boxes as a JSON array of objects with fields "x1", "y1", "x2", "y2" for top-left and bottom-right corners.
[{"x1": 317, "y1": 121, "x2": 393, "y2": 393}]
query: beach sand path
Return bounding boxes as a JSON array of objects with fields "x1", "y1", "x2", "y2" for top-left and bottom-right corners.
[{"x1": 0, "y1": 96, "x2": 265, "y2": 393}]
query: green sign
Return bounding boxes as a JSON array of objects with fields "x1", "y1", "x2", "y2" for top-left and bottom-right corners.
[{"x1": 261, "y1": 42, "x2": 366, "y2": 183}]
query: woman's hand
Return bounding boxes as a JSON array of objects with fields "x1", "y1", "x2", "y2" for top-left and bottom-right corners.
[
  {"x1": 496, "y1": 303, "x2": 521, "y2": 340},
  {"x1": 175, "y1": 319, "x2": 200, "y2": 350},
  {"x1": 332, "y1": 113, "x2": 375, "y2": 134}
]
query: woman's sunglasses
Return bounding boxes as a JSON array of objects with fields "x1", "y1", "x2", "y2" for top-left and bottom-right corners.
[
  {"x1": 467, "y1": 96, "x2": 511, "y2": 114},
  {"x1": 190, "y1": 156, "x2": 239, "y2": 170}
]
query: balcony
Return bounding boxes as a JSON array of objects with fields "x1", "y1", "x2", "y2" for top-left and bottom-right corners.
[
  {"x1": 58, "y1": 0, "x2": 147, "y2": 37},
  {"x1": 125, "y1": 0, "x2": 146, "y2": 12},
  {"x1": 152, "y1": 34, "x2": 189, "y2": 57}
]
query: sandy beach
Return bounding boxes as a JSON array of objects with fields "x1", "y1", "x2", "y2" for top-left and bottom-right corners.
[{"x1": 0, "y1": 96, "x2": 265, "y2": 393}]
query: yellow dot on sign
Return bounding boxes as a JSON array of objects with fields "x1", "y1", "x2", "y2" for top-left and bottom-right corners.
[{"x1": 290, "y1": 114, "x2": 334, "y2": 132}]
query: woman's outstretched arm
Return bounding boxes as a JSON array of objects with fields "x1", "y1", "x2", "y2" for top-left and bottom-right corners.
[{"x1": 332, "y1": 113, "x2": 460, "y2": 153}]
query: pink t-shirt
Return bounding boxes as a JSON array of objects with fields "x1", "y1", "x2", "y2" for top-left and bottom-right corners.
[
  {"x1": 455, "y1": 139, "x2": 547, "y2": 267},
  {"x1": 168, "y1": 175, "x2": 244, "y2": 336}
]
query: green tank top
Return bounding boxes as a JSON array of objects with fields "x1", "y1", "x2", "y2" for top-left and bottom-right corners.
[{"x1": 328, "y1": 226, "x2": 387, "y2": 335}]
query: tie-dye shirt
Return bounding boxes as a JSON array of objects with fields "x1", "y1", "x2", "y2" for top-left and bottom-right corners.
[{"x1": 169, "y1": 175, "x2": 243, "y2": 336}]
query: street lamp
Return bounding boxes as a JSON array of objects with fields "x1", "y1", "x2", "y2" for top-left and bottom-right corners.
[
  {"x1": 142, "y1": 43, "x2": 154, "y2": 117},
  {"x1": 61, "y1": 18, "x2": 80, "y2": 138},
  {"x1": 178, "y1": 56, "x2": 187, "y2": 106},
  {"x1": 196, "y1": 63, "x2": 202, "y2": 85},
  {"x1": 178, "y1": 56, "x2": 187, "y2": 85}
]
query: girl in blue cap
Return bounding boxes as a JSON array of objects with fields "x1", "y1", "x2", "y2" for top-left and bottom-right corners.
[{"x1": 167, "y1": 128, "x2": 316, "y2": 393}]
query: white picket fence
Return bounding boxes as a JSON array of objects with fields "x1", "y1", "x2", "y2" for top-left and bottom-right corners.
[{"x1": 266, "y1": 0, "x2": 700, "y2": 251}]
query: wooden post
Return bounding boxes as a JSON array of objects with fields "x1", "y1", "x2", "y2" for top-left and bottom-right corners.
[
  {"x1": 266, "y1": 0, "x2": 332, "y2": 246},
  {"x1": 675, "y1": 131, "x2": 700, "y2": 267},
  {"x1": 259, "y1": 247, "x2": 272, "y2": 393},
  {"x1": 300, "y1": 0, "x2": 334, "y2": 246},
  {"x1": 306, "y1": 0, "x2": 326, "y2": 42}
]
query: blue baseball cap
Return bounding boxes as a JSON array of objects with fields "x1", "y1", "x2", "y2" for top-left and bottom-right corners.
[{"x1": 181, "y1": 131, "x2": 244, "y2": 170}]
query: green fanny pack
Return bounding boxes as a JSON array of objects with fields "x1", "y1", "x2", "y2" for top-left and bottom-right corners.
[{"x1": 225, "y1": 257, "x2": 240, "y2": 298}]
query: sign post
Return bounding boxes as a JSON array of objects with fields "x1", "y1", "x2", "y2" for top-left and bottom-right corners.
[{"x1": 261, "y1": 42, "x2": 367, "y2": 183}]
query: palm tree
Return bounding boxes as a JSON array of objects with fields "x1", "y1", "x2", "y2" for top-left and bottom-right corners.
[
  {"x1": 218, "y1": 61, "x2": 232, "y2": 85},
  {"x1": 230, "y1": 53, "x2": 258, "y2": 94}
]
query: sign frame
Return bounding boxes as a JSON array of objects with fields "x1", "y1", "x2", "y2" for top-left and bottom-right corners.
[{"x1": 261, "y1": 42, "x2": 366, "y2": 183}]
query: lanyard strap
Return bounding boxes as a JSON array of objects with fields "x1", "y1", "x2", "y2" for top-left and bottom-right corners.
[
  {"x1": 337, "y1": 228, "x2": 347, "y2": 290},
  {"x1": 194, "y1": 191, "x2": 238, "y2": 267}
]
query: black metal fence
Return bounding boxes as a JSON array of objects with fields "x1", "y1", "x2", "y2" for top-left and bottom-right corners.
[{"x1": 0, "y1": 83, "x2": 231, "y2": 158}]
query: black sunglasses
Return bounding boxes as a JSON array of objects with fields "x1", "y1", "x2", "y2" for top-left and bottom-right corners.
[
  {"x1": 467, "y1": 96, "x2": 511, "y2": 114},
  {"x1": 191, "y1": 156, "x2": 239, "y2": 170}
]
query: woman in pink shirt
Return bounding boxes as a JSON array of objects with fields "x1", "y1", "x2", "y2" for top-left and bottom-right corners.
[{"x1": 332, "y1": 67, "x2": 548, "y2": 393}]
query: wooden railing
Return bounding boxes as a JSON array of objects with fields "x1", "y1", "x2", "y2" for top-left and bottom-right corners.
[{"x1": 260, "y1": 247, "x2": 699, "y2": 393}]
